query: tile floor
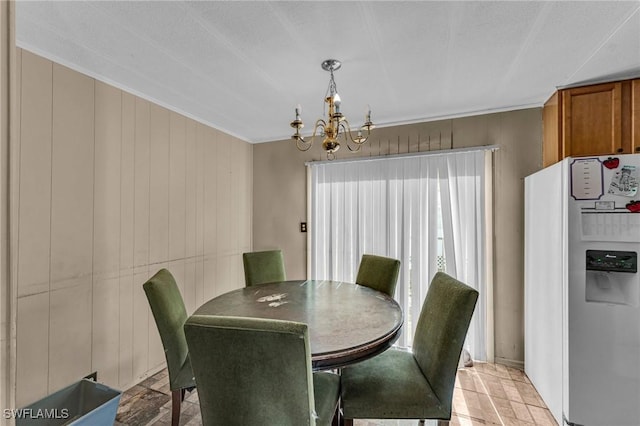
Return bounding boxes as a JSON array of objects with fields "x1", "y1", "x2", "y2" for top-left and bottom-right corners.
[{"x1": 115, "y1": 362, "x2": 557, "y2": 426}]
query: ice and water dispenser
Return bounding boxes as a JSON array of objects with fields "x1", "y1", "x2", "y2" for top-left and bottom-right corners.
[
  {"x1": 585, "y1": 249, "x2": 638, "y2": 306},
  {"x1": 579, "y1": 198, "x2": 640, "y2": 306}
]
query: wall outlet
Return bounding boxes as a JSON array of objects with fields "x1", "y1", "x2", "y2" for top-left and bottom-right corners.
[{"x1": 300, "y1": 222, "x2": 307, "y2": 232}]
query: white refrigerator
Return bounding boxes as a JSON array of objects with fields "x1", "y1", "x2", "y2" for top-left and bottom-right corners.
[{"x1": 525, "y1": 154, "x2": 640, "y2": 426}]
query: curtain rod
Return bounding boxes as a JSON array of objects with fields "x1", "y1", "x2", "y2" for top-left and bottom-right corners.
[{"x1": 305, "y1": 144, "x2": 500, "y2": 167}]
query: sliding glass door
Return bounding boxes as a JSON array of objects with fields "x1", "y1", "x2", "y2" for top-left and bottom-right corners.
[{"x1": 308, "y1": 148, "x2": 492, "y2": 361}]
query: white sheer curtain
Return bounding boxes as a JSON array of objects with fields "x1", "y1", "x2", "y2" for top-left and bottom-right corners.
[
  {"x1": 308, "y1": 148, "x2": 492, "y2": 359},
  {"x1": 438, "y1": 150, "x2": 490, "y2": 361}
]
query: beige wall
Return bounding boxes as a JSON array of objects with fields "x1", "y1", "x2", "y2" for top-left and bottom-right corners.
[
  {"x1": 253, "y1": 109, "x2": 542, "y2": 366},
  {"x1": 14, "y1": 49, "x2": 252, "y2": 406}
]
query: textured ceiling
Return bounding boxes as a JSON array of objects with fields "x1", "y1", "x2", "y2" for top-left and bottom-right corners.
[{"x1": 16, "y1": 1, "x2": 640, "y2": 143}]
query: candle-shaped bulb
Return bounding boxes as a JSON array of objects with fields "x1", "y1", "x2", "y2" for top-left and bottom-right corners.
[
  {"x1": 333, "y1": 94, "x2": 341, "y2": 114},
  {"x1": 295, "y1": 104, "x2": 302, "y2": 118},
  {"x1": 365, "y1": 104, "x2": 371, "y2": 122}
]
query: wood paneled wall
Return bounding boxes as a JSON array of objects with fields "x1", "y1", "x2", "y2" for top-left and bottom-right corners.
[
  {"x1": 15, "y1": 49, "x2": 252, "y2": 405},
  {"x1": 1, "y1": 1, "x2": 17, "y2": 418}
]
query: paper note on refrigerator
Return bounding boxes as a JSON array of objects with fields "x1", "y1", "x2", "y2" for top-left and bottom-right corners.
[
  {"x1": 571, "y1": 158, "x2": 604, "y2": 200},
  {"x1": 608, "y1": 165, "x2": 638, "y2": 197}
]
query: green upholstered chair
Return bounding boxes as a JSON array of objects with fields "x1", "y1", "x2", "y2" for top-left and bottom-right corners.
[
  {"x1": 143, "y1": 269, "x2": 196, "y2": 426},
  {"x1": 184, "y1": 315, "x2": 340, "y2": 426},
  {"x1": 355, "y1": 254, "x2": 401, "y2": 297},
  {"x1": 242, "y1": 249, "x2": 286, "y2": 286},
  {"x1": 340, "y1": 272, "x2": 478, "y2": 426}
]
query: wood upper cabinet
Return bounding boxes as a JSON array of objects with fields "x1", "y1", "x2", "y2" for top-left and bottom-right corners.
[
  {"x1": 542, "y1": 78, "x2": 639, "y2": 167},
  {"x1": 563, "y1": 82, "x2": 622, "y2": 157},
  {"x1": 633, "y1": 79, "x2": 640, "y2": 154},
  {"x1": 542, "y1": 91, "x2": 562, "y2": 167}
]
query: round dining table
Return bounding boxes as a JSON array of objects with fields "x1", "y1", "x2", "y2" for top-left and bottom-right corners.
[{"x1": 193, "y1": 279, "x2": 404, "y2": 370}]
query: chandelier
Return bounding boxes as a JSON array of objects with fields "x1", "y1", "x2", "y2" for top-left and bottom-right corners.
[{"x1": 290, "y1": 59, "x2": 375, "y2": 160}]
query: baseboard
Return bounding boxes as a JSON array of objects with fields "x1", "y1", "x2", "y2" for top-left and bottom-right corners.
[
  {"x1": 120, "y1": 363, "x2": 167, "y2": 393},
  {"x1": 494, "y1": 357, "x2": 525, "y2": 371}
]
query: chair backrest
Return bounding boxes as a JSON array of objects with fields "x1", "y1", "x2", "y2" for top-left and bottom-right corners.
[
  {"x1": 412, "y1": 272, "x2": 478, "y2": 413},
  {"x1": 184, "y1": 315, "x2": 317, "y2": 426},
  {"x1": 143, "y1": 268, "x2": 191, "y2": 390},
  {"x1": 355, "y1": 254, "x2": 401, "y2": 297},
  {"x1": 243, "y1": 249, "x2": 286, "y2": 286}
]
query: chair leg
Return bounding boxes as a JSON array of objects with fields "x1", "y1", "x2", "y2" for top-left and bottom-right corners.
[
  {"x1": 342, "y1": 419, "x2": 353, "y2": 426},
  {"x1": 171, "y1": 389, "x2": 182, "y2": 426},
  {"x1": 436, "y1": 420, "x2": 449, "y2": 426},
  {"x1": 331, "y1": 408, "x2": 338, "y2": 426},
  {"x1": 332, "y1": 400, "x2": 340, "y2": 426}
]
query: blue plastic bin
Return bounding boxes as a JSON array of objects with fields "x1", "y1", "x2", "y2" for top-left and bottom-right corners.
[{"x1": 16, "y1": 379, "x2": 121, "y2": 425}]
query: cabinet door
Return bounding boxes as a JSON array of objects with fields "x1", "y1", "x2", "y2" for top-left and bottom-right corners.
[
  {"x1": 562, "y1": 82, "x2": 622, "y2": 157},
  {"x1": 633, "y1": 79, "x2": 640, "y2": 154}
]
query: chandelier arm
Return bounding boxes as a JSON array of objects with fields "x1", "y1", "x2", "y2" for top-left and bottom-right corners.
[
  {"x1": 346, "y1": 142, "x2": 362, "y2": 153},
  {"x1": 340, "y1": 119, "x2": 371, "y2": 151},
  {"x1": 314, "y1": 118, "x2": 327, "y2": 132},
  {"x1": 295, "y1": 137, "x2": 313, "y2": 151},
  {"x1": 293, "y1": 119, "x2": 327, "y2": 152},
  {"x1": 336, "y1": 121, "x2": 359, "y2": 152},
  {"x1": 312, "y1": 119, "x2": 326, "y2": 145}
]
